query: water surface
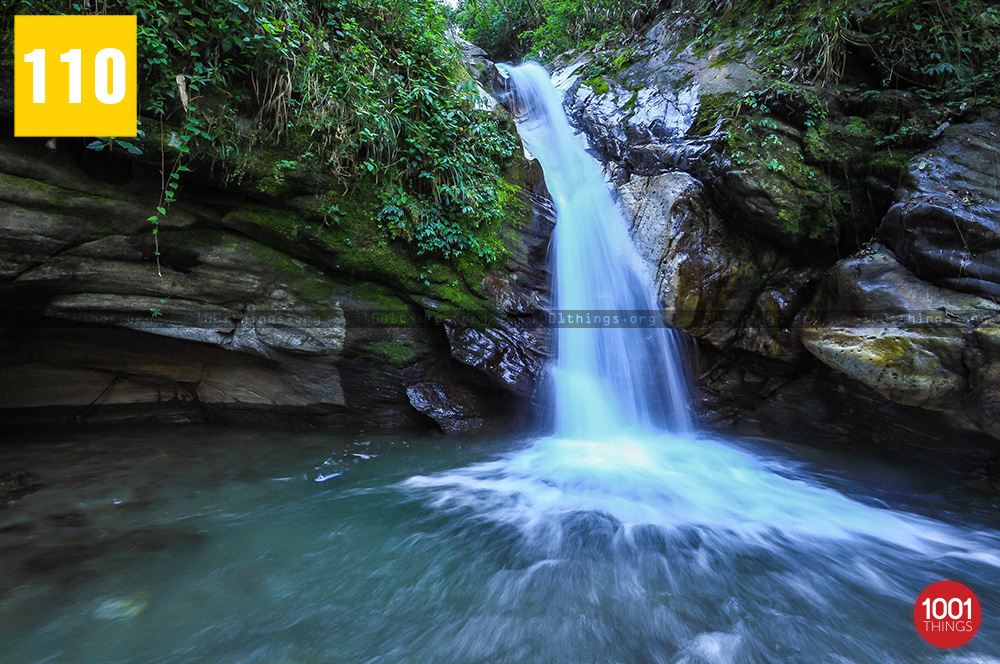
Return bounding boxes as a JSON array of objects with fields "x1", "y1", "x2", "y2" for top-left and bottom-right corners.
[{"x1": 2, "y1": 426, "x2": 998, "y2": 664}]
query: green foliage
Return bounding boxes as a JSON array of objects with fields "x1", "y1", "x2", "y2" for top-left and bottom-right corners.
[
  {"x1": 865, "y1": 0, "x2": 1000, "y2": 100},
  {"x1": 525, "y1": 0, "x2": 656, "y2": 60},
  {"x1": 678, "y1": 0, "x2": 998, "y2": 253},
  {"x1": 690, "y1": 0, "x2": 1000, "y2": 103},
  {"x1": 7, "y1": 0, "x2": 524, "y2": 265},
  {"x1": 454, "y1": 0, "x2": 540, "y2": 60},
  {"x1": 86, "y1": 137, "x2": 145, "y2": 155},
  {"x1": 456, "y1": 0, "x2": 655, "y2": 62}
]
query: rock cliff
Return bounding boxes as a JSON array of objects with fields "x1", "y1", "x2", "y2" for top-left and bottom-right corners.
[
  {"x1": 0, "y1": 125, "x2": 552, "y2": 432},
  {"x1": 547, "y1": 10, "x2": 1000, "y2": 447}
]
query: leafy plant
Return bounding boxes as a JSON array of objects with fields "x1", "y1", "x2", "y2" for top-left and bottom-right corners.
[
  {"x1": 456, "y1": 0, "x2": 656, "y2": 62},
  {"x1": 4, "y1": 0, "x2": 526, "y2": 266},
  {"x1": 687, "y1": 0, "x2": 1000, "y2": 103}
]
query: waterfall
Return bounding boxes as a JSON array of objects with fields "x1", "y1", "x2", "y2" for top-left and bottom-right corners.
[
  {"x1": 500, "y1": 62, "x2": 692, "y2": 438},
  {"x1": 397, "y1": 64, "x2": 1000, "y2": 662},
  {"x1": 404, "y1": 63, "x2": 1000, "y2": 562}
]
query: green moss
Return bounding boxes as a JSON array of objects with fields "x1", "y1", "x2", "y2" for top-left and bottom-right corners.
[
  {"x1": 288, "y1": 272, "x2": 343, "y2": 306},
  {"x1": 168, "y1": 206, "x2": 495, "y2": 323},
  {"x1": 359, "y1": 340, "x2": 424, "y2": 367},
  {"x1": 719, "y1": 113, "x2": 842, "y2": 244},
  {"x1": 708, "y1": 42, "x2": 737, "y2": 68},
  {"x1": 688, "y1": 92, "x2": 740, "y2": 137},
  {"x1": 348, "y1": 282, "x2": 411, "y2": 311},
  {"x1": 867, "y1": 336, "x2": 914, "y2": 368},
  {"x1": 164, "y1": 229, "x2": 339, "y2": 309},
  {"x1": 583, "y1": 75, "x2": 611, "y2": 95},
  {"x1": 10, "y1": 0, "x2": 533, "y2": 335},
  {"x1": 622, "y1": 89, "x2": 640, "y2": 112},
  {"x1": 610, "y1": 46, "x2": 642, "y2": 76},
  {"x1": 219, "y1": 182, "x2": 499, "y2": 324},
  {"x1": 804, "y1": 116, "x2": 878, "y2": 165},
  {"x1": 229, "y1": 207, "x2": 302, "y2": 240},
  {"x1": 868, "y1": 148, "x2": 920, "y2": 182},
  {"x1": 216, "y1": 124, "x2": 325, "y2": 198}
]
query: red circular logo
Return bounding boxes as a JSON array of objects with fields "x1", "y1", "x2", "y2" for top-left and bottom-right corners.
[{"x1": 914, "y1": 580, "x2": 982, "y2": 648}]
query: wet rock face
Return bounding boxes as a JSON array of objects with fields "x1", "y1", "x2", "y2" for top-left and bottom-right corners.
[
  {"x1": 0, "y1": 130, "x2": 553, "y2": 432},
  {"x1": 879, "y1": 110, "x2": 1000, "y2": 300},
  {"x1": 406, "y1": 382, "x2": 487, "y2": 433},
  {"x1": 444, "y1": 249, "x2": 551, "y2": 399},
  {"x1": 801, "y1": 249, "x2": 976, "y2": 411},
  {"x1": 792, "y1": 111, "x2": 1000, "y2": 438},
  {"x1": 445, "y1": 323, "x2": 546, "y2": 398},
  {"x1": 618, "y1": 171, "x2": 813, "y2": 364},
  {"x1": 556, "y1": 25, "x2": 757, "y2": 179},
  {"x1": 800, "y1": 245, "x2": 1000, "y2": 437},
  {"x1": 441, "y1": 191, "x2": 554, "y2": 403}
]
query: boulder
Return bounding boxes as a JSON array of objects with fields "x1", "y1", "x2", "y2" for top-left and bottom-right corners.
[
  {"x1": 878, "y1": 109, "x2": 1000, "y2": 300},
  {"x1": 801, "y1": 246, "x2": 1000, "y2": 425},
  {"x1": 618, "y1": 171, "x2": 812, "y2": 363},
  {"x1": 406, "y1": 381, "x2": 487, "y2": 433}
]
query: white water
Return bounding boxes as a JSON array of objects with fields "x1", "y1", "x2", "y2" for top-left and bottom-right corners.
[
  {"x1": 2, "y1": 67, "x2": 997, "y2": 663},
  {"x1": 503, "y1": 62, "x2": 693, "y2": 437},
  {"x1": 405, "y1": 63, "x2": 1000, "y2": 590}
]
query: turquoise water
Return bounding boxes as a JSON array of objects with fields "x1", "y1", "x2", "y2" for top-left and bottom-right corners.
[
  {"x1": 3, "y1": 62, "x2": 998, "y2": 664},
  {"x1": 2, "y1": 425, "x2": 999, "y2": 664}
]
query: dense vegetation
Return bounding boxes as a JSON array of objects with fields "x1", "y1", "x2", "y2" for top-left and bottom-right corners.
[
  {"x1": 3, "y1": 0, "x2": 997, "y2": 266},
  {"x1": 688, "y1": 0, "x2": 1000, "y2": 249},
  {"x1": 456, "y1": 0, "x2": 657, "y2": 61},
  {"x1": 688, "y1": 0, "x2": 1000, "y2": 103},
  {"x1": 3, "y1": 0, "x2": 525, "y2": 265},
  {"x1": 457, "y1": 0, "x2": 999, "y2": 254},
  {"x1": 459, "y1": 0, "x2": 999, "y2": 103}
]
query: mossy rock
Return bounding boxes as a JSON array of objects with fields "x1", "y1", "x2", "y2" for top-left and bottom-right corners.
[
  {"x1": 215, "y1": 186, "x2": 500, "y2": 324},
  {"x1": 803, "y1": 116, "x2": 879, "y2": 166},
  {"x1": 582, "y1": 75, "x2": 611, "y2": 95},
  {"x1": 357, "y1": 340, "x2": 429, "y2": 367},
  {"x1": 719, "y1": 114, "x2": 847, "y2": 246},
  {"x1": 687, "y1": 92, "x2": 740, "y2": 137}
]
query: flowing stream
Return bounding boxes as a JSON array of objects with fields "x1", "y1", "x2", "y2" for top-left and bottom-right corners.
[{"x1": 2, "y1": 64, "x2": 1000, "y2": 663}]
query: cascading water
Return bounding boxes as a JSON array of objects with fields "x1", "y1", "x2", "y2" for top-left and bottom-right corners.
[
  {"x1": 401, "y1": 63, "x2": 1000, "y2": 660},
  {"x1": 5, "y1": 65, "x2": 1000, "y2": 664},
  {"x1": 501, "y1": 62, "x2": 692, "y2": 438}
]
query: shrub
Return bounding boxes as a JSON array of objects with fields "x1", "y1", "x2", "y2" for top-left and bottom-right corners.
[
  {"x1": 456, "y1": 0, "x2": 656, "y2": 62},
  {"x1": 4, "y1": 0, "x2": 524, "y2": 263}
]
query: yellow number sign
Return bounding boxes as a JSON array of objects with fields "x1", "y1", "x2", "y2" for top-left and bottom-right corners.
[{"x1": 15, "y1": 15, "x2": 137, "y2": 137}]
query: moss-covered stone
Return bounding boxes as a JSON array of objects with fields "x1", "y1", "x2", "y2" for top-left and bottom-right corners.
[
  {"x1": 697, "y1": 89, "x2": 907, "y2": 250},
  {"x1": 803, "y1": 116, "x2": 878, "y2": 165},
  {"x1": 208, "y1": 176, "x2": 516, "y2": 325},
  {"x1": 717, "y1": 112, "x2": 849, "y2": 246},
  {"x1": 687, "y1": 92, "x2": 739, "y2": 137},
  {"x1": 583, "y1": 75, "x2": 611, "y2": 95},
  {"x1": 358, "y1": 340, "x2": 426, "y2": 367},
  {"x1": 866, "y1": 335, "x2": 917, "y2": 368}
]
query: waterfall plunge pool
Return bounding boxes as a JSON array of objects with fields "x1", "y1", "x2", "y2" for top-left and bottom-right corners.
[
  {"x1": 2, "y1": 425, "x2": 999, "y2": 664},
  {"x1": 3, "y1": 62, "x2": 998, "y2": 664}
]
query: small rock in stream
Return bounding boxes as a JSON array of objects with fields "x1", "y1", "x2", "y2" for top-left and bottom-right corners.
[
  {"x1": 0, "y1": 471, "x2": 43, "y2": 503},
  {"x1": 95, "y1": 592, "x2": 151, "y2": 621}
]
